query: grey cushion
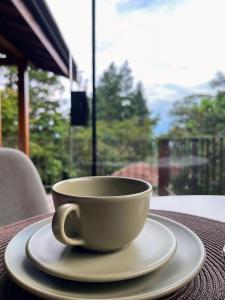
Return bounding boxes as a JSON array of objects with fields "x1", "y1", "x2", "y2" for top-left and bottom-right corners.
[{"x1": 0, "y1": 148, "x2": 49, "y2": 226}]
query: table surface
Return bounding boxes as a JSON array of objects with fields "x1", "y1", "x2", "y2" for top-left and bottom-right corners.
[{"x1": 151, "y1": 195, "x2": 225, "y2": 222}]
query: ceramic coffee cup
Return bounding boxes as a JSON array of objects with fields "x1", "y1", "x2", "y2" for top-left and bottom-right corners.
[{"x1": 52, "y1": 176, "x2": 152, "y2": 252}]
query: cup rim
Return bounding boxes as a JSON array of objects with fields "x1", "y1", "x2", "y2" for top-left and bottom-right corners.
[{"x1": 52, "y1": 176, "x2": 152, "y2": 199}]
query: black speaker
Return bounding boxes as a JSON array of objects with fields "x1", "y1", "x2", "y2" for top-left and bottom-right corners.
[{"x1": 70, "y1": 91, "x2": 89, "y2": 126}]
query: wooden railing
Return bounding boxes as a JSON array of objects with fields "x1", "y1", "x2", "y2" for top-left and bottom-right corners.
[{"x1": 158, "y1": 138, "x2": 225, "y2": 195}]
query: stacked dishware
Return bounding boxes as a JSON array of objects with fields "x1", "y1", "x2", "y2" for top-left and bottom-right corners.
[{"x1": 4, "y1": 176, "x2": 205, "y2": 299}]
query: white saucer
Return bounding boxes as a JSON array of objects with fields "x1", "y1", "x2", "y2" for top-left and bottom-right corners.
[
  {"x1": 26, "y1": 219, "x2": 176, "y2": 282},
  {"x1": 4, "y1": 214, "x2": 205, "y2": 300}
]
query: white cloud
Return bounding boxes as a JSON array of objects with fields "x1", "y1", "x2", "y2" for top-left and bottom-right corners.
[
  {"x1": 47, "y1": 0, "x2": 92, "y2": 84},
  {"x1": 47, "y1": 0, "x2": 225, "y2": 103}
]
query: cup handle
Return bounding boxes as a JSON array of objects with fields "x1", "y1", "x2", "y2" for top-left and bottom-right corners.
[{"x1": 52, "y1": 203, "x2": 85, "y2": 246}]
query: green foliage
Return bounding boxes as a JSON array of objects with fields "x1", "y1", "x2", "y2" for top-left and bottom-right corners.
[
  {"x1": 73, "y1": 61, "x2": 156, "y2": 176},
  {"x1": 169, "y1": 71, "x2": 225, "y2": 137},
  {"x1": 71, "y1": 61, "x2": 157, "y2": 176},
  {"x1": 1, "y1": 67, "x2": 18, "y2": 144},
  {"x1": 74, "y1": 118, "x2": 155, "y2": 176},
  {"x1": 29, "y1": 69, "x2": 70, "y2": 188},
  {"x1": 1, "y1": 66, "x2": 70, "y2": 188},
  {"x1": 84, "y1": 61, "x2": 156, "y2": 174},
  {"x1": 97, "y1": 61, "x2": 149, "y2": 121},
  {"x1": 1, "y1": 61, "x2": 156, "y2": 187},
  {"x1": 1, "y1": 87, "x2": 18, "y2": 142},
  {"x1": 167, "y1": 71, "x2": 225, "y2": 195}
]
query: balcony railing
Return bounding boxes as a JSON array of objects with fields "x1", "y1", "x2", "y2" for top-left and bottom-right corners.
[
  {"x1": 2, "y1": 136, "x2": 224, "y2": 195},
  {"x1": 158, "y1": 138, "x2": 225, "y2": 196}
]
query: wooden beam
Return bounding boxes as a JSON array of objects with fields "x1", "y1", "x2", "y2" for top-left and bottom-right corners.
[
  {"x1": 1, "y1": 21, "x2": 35, "y2": 37},
  {"x1": 158, "y1": 139, "x2": 170, "y2": 196},
  {"x1": 18, "y1": 63, "x2": 29, "y2": 156},
  {"x1": 0, "y1": 13, "x2": 22, "y2": 23},
  {"x1": 21, "y1": 40, "x2": 49, "y2": 52},
  {"x1": 0, "y1": 34, "x2": 24, "y2": 59},
  {"x1": 11, "y1": 0, "x2": 69, "y2": 77},
  {"x1": 0, "y1": 57, "x2": 24, "y2": 66},
  {"x1": 0, "y1": 3, "x2": 19, "y2": 16}
]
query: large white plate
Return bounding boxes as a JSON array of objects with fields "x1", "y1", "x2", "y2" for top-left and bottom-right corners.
[
  {"x1": 4, "y1": 214, "x2": 205, "y2": 299},
  {"x1": 26, "y1": 219, "x2": 176, "y2": 282}
]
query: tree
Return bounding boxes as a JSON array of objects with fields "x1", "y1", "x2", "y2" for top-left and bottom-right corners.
[
  {"x1": 166, "y1": 71, "x2": 225, "y2": 195},
  {"x1": 29, "y1": 68, "x2": 71, "y2": 188},
  {"x1": 1, "y1": 66, "x2": 71, "y2": 188},
  {"x1": 97, "y1": 61, "x2": 149, "y2": 121},
  {"x1": 1, "y1": 61, "x2": 157, "y2": 186},
  {"x1": 169, "y1": 72, "x2": 225, "y2": 137},
  {"x1": 74, "y1": 61, "x2": 157, "y2": 175},
  {"x1": 74, "y1": 118, "x2": 155, "y2": 176},
  {"x1": 1, "y1": 67, "x2": 18, "y2": 144}
]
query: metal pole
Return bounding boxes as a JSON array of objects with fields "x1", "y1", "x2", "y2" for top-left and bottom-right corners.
[
  {"x1": 92, "y1": 0, "x2": 97, "y2": 175},
  {"x1": 69, "y1": 50, "x2": 73, "y2": 177},
  {"x1": 0, "y1": 90, "x2": 2, "y2": 147}
]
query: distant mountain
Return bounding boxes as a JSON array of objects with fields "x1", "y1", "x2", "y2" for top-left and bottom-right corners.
[
  {"x1": 150, "y1": 100, "x2": 174, "y2": 135},
  {"x1": 146, "y1": 81, "x2": 213, "y2": 136}
]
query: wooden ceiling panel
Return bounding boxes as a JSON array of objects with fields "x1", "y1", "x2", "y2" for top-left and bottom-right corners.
[{"x1": 0, "y1": 3, "x2": 19, "y2": 16}]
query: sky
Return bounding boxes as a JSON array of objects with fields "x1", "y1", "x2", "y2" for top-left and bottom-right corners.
[{"x1": 46, "y1": 0, "x2": 225, "y2": 134}]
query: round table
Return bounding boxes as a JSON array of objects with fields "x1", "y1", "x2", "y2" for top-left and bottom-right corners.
[
  {"x1": 1, "y1": 196, "x2": 225, "y2": 299},
  {"x1": 152, "y1": 195, "x2": 225, "y2": 222}
]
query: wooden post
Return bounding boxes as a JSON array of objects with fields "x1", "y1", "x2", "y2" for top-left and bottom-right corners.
[
  {"x1": 158, "y1": 139, "x2": 170, "y2": 196},
  {"x1": 191, "y1": 138, "x2": 198, "y2": 194},
  {"x1": 18, "y1": 63, "x2": 30, "y2": 156}
]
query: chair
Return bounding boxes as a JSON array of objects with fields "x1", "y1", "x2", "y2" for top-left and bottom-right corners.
[{"x1": 0, "y1": 148, "x2": 50, "y2": 226}]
